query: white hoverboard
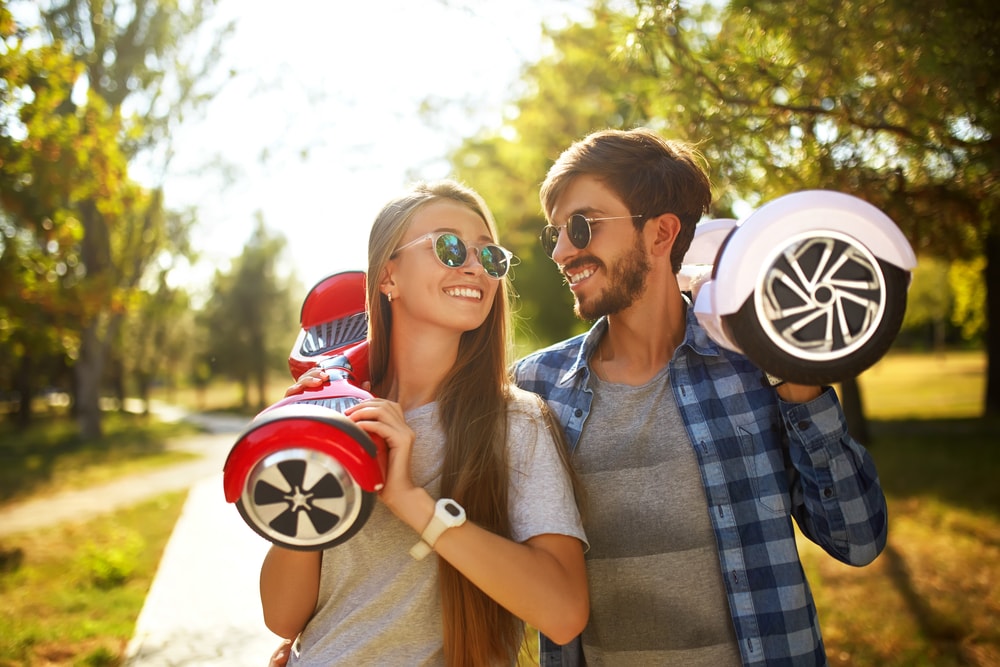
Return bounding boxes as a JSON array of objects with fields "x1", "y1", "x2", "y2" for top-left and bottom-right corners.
[{"x1": 678, "y1": 190, "x2": 917, "y2": 386}]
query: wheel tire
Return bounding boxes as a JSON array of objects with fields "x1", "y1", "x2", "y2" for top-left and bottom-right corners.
[
  {"x1": 235, "y1": 447, "x2": 376, "y2": 551},
  {"x1": 725, "y1": 232, "x2": 910, "y2": 385}
]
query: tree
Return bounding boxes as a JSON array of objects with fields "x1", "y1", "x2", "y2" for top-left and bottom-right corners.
[
  {"x1": 623, "y1": 0, "x2": 999, "y2": 413},
  {"x1": 198, "y1": 215, "x2": 298, "y2": 412},
  {"x1": 1, "y1": 12, "x2": 128, "y2": 427},
  {"x1": 3, "y1": 0, "x2": 231, "y2": 436},
  {"x1": 449, "y1": 0, "x2": 997, "y2": 418},
  {"x1": 450, "y1": 5, "x2": 667, "y2": 348},
  {"x1": 119, "y1": 265, "x2": 196, "y2": 414}
]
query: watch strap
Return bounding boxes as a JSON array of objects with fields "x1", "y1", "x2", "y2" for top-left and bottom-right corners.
[{"x1": 409, "y1": 498, "x2": 466, "y2": 561}]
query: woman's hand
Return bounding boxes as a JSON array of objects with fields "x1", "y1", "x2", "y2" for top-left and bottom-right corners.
[
  {"x1": 342, "y1": 399, "x2": 431, "y2": 531},
  {"x1": 284, "y1": 366, "x2": 328, "y2": 397},
  {"x1": 267, "y1": 638, "x2": 293, "y2": 667}
]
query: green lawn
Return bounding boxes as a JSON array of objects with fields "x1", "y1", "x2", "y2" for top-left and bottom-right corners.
[
  {"x1": 801, "y1": 350, "x2": 999, "y2": 666},
  {"x1": 0, "y1": 492, "x2": 187, "y2": 667}
]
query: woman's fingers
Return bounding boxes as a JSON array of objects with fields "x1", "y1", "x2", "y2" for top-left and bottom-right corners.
[{"x1": 284, "y1": 368, "x2": 328, "y2": 397}]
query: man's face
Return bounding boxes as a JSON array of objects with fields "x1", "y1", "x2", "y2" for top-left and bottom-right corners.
[{"x1": 548, "y1": 175, "x2": 650, "y2": 320}]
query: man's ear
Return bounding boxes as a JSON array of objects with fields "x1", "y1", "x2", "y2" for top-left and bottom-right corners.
[{"x1": 648, "y1": 213, "x2": 681, "y2": 259}]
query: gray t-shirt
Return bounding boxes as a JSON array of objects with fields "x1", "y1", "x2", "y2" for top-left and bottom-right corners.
[
  {"x1": 576, "y1": 365, "x2": 741, "y2": 666},
  {"x1": 290, "y1": 387, "x2": 587, "y2": 666}
]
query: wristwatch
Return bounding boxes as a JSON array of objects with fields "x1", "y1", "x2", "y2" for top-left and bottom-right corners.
[{"x1": 409, "y1": 498, "x2": 467, "y2": 560}]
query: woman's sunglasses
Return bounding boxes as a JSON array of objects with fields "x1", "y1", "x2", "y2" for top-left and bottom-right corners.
[
  {"x1": 539, "y1": 214, "x2": 644, "y2": 257},
  {"x1": 392, "y1": 232, "x2": 515, "y2": 279}
]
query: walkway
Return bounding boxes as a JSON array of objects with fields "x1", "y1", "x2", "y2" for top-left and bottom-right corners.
[{"x1": 0, "y1": 408, "x2": 286, "y2": 666}]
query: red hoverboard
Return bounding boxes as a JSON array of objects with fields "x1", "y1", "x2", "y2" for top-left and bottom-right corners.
[{"x1": 223, "y1": 271, "x2": 387, "y2": 551}]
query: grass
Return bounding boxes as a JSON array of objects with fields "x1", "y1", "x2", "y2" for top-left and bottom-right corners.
[
  {"x1": 0, "y1": 351, "x2": 996, "y2": 666},
  {"x1": 0, "y1": 410, "x2": 200, "y2": 505},
  {"x1": 0, "y1": 492, "x2": 187, "y2": 667},
  {"x1": 856, "y1": 349, "x2": 986, "y2": 420},
  {"x1": 799, "y1": 349, "x2": 1000, "y2": 666}
]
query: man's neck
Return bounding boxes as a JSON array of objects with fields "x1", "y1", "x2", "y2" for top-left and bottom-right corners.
[{"x1": 594, "y1": 281, "x2": 687, "y2": 386}]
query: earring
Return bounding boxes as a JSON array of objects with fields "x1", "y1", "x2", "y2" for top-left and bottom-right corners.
[{"x1": 387, "y1": 292, "x2": 393, "y2": 303}]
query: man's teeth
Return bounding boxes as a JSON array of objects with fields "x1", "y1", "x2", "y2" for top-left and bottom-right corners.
[
  {"x1": 445, "y1": 287, "x2": 482, "y2": 299},
  {"x1": 568, "y1": 267, "x2": 595, "y2": 285}
]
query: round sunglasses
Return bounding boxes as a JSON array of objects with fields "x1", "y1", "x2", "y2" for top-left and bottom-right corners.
[
  {"x1": 392, "y1": 232, "x2": 515, "y2": 279},
  {"x1": 539, "y1": 213, "x2": 644, "y2": 257}
]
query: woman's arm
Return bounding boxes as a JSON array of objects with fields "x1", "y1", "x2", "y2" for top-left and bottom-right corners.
[
  {"x1": 435, "y1": 521, "x2": 588, "y2": 643},
  {"x1": 344, "y1": 398, "x2": 589, "y2": 644},
  {"x1": 259, "y1": 546, "x2": 321, "y2": 639}
]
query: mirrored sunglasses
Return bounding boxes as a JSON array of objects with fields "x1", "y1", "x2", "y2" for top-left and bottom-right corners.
[
  {"x1": 539, "y1": 213, "x2": 644, "y2": 257},
  {"x1": 393, "y1": 232, "x2": 514, "y2": 279}
]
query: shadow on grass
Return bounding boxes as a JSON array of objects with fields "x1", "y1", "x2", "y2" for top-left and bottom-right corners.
[
  {"x1": 868, "y1": 416, "x2": 1000, "y2": 520},
  {"x1": 0, "y1": 410, "x2": 200, "y2": 504}
]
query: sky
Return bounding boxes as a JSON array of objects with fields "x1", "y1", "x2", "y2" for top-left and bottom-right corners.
[{"x1": 157, "y1": 0, "x2": 595, "y2": 298}]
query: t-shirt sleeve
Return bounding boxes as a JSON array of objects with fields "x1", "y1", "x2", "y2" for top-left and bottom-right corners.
[{"x1": 506, "y1": 391, "x2": 588, "y2": 548}]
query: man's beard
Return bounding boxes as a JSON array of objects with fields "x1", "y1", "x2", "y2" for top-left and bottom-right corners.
[{"x1": 574, "y1": 234, "x2": 650, "y2": 320}]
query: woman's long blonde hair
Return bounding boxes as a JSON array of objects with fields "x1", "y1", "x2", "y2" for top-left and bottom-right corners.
[{"x1": 366, "y1": 180, "x2": 521, "y2": 665}]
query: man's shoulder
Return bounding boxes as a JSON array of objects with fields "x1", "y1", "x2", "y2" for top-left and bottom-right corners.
[{"x1": 514, "y1": 332, "x2": 588, "y2": 372}]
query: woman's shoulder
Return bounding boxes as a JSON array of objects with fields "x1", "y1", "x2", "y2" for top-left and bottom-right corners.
[{"x1": 506, "y1": 385, "x2": 548, "y2": 417}]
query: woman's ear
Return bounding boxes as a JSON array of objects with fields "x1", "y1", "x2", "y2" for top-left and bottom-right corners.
[
  {"x1": 648, "y1": 213, "x2": 681, "y2": 258},
  {"x1": 379, "y1": 270, "x2": 397, "y2": 300}
]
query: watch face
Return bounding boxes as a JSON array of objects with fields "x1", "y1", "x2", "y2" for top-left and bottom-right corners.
[{"x1": 442, "y1": 500, "x2": 463, "y2": 520}]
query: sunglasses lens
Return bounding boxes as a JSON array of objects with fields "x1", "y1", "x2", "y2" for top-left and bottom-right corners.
[
  {"x1": 567, "y1": 214, "x2": 591, "y2": 249},
  {"x1": 479, "y1": 245, "x2": 509, "y2": 278},
  {"x1": 540, "y1": 226, "x2": 559, "y2": 256},
  {"x1": 434, "y1": 233, "x2": 467, "y2": 268}
]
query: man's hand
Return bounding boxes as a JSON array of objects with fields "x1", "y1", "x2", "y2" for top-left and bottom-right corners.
[{"x1": 776, "y1": 382, "x2": 823, "y2": 403}]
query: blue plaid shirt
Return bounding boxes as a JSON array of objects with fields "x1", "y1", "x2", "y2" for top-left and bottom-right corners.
[{"x1": 512, "y1": 306, "x2": 888, "y2": 667}]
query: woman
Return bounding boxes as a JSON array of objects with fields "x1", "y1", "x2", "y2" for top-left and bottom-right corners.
[{"x1": 260, "y1": 180, "x2": 588, "y2": 666}]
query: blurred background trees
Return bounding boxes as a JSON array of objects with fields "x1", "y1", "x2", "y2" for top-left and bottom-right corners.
[
  {"x1": 1, "y1": 0, "x2": 995, "y2": 434},
  {"x1": 1, "y1": 0, "x2": 243, "y2": 435},
  {"x1": 451, "y1": 0, "x2": 997, "y2": 415}
]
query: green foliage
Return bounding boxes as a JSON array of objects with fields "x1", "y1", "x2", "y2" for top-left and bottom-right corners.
[
  {"x1": 0, "y1": 0, "x2": 230, "y2": 435},
  {"x1": 950, "y1": 256, "x2": 987, "y2": 340},
  {"x1": 448, "y1": 0, "x2": 997, "y2": 355},
  {"x1": 628, "y1": 0, "x2": 999, "y2": 254},
  {"x1": 451, "y1": 6, "x2": 662, "y2": 345},
  {"x1": 197, "y1": 216, "x2": 300, "y2": 410}
]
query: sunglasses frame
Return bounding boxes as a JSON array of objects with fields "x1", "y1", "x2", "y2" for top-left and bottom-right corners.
[
  {"x1": 392, "y1": 231, "x2": 514, "y2": 279},
  {"x1": 540, "y1": 213, "x2": 644, "y2": 257}
]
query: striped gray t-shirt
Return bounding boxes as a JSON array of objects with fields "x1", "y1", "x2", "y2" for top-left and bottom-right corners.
[{"x1": 575, "y1": 365, "x2": 741, "y2": 666}]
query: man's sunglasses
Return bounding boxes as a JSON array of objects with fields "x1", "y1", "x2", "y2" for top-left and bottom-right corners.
[
  {"x1": 539, "y1": 214, "x2": 644, "y2": 257},
  {"x1": 392, "y1": 232, "x2": 515, "y2": 279}
]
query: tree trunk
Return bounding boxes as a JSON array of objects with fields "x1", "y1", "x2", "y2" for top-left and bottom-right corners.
[
  {"x1": 256, "y1": 366, "x2": 268, "y2": 413},
  {"x1": 137, "y1": 371, "x2": 152, "y2": 416},
  {"x1": 75, "y1": 321, "x2": 105, "y2": 439},
  {"x1": 839, "y1": 376, "x2": 871, "y2": 444},
  {"x1": 985, "y1": 229, "x2": 1000, "y2": 416},
  {"x1": 14, "y1": 348, "x2": 33, "y2": 429},
  {"x1": 111, "y1": 354, "x2": 126, "y2": 412}
]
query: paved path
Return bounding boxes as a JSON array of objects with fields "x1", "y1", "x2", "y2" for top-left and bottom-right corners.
[
  {"x1": 0, "y1": 407, "x2": 286, "y2": 666},
  {"x1": 123, "y1": 473, "x2": 279, "y2": 666}
]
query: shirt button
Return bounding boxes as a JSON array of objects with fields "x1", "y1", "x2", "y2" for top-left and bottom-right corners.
[
  {"x1": 797, "y1": 420, "x2": 811, "y2": 430},
  {"x1": 823, "y1": 487, "x2": 834, "y2": 498},
  {"x1": 574, "y1": 409, "x2": 583, "y2": 417}
]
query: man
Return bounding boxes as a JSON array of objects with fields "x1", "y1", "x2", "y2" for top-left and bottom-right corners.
[{"x1": 512, "y1": 128, "x2": 888, "y2": 666}]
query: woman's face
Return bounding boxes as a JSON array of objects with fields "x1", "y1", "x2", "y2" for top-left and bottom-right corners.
[{"x1": 385, "y1": 199, "x2": 500, "y2": 336}]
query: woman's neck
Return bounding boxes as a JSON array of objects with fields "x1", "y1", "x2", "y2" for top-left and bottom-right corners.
[{"x1": 381, "y1": 329, "x2": 460, "y2": 412}]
